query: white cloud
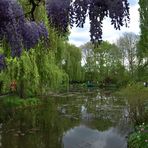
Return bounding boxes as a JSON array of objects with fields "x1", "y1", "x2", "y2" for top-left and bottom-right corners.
[
  {"x1": 69, "y1": 18, "x2": 90, "y2": 46},
  {"x1": 69, "y1": 2, "x2": 140, "y2": 47}
]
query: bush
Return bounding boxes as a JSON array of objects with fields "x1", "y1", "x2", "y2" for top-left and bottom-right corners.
[
  {"x1": 119, "y1": 83, "x2": 148, "y2": 124},
  {"x1": 128, "y1": 123, "x2": 148, "y2": 148}
]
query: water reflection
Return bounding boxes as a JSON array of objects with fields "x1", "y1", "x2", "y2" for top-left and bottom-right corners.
[
  {"x1": 63, "y1": 125, "x2": 127, "y2": 148},
  {"x1": 0, "y1": 90, "x2": 131, "y2": 148}
]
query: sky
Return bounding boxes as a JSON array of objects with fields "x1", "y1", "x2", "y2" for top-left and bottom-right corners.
[{"x1": 69, "y1": 0, "x2": 140, "y2": 47}]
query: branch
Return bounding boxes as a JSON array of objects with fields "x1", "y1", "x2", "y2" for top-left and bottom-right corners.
[{"x1": 29, "y1": 0, "x2": 41, "y2": 21}]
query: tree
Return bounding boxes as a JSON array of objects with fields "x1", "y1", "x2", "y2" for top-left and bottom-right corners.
[
  {"x1": 62, "y1": 44, "x2": 83, "y2": 82},
  {"x1": 80, "y1": 42, "x2": 98, "y2": 82},
  {"x1": 116, "y1": 32, "x2": 139, "y2": 79},
  {"x1": 138, "y1": 0, "x2": 148, "y2": 58},
  {"x1": 81, "y1": 41, "x2": 126, "y2": 86},
  {"x1": 137, "y1": 0, "x2": 148, "y2": 81}
]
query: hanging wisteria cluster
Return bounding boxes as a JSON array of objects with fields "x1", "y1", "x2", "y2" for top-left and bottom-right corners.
[
  {"x1": 46, "y1": 0, "x2": 130, "y2": 43},
  {"x1": 46, "y1": 0, "x2": 71, "y2": 34},
  {"x1": 0, "y1": 0, "x2": 48, "y2": 57}
]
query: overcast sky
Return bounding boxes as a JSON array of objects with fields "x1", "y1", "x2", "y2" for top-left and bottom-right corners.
[{"x1": 69, "y1": 0, "x2": 140, "y2": 47}]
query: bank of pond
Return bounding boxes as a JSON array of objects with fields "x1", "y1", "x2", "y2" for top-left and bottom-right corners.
[{"x1": 0, "y1": 84, "x2": 148, "y2": 148}]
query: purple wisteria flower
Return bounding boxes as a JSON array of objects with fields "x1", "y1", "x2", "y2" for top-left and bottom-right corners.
[
  {"x1": 38, "y1": 22, "x2": 49, "y2": 39},
  {"x1": 0, "y1": 54, "x2": 5, "y2": 70},
  {"x1": 0, "y1": 0, "x2": 48, "y2": 57},
  {"x1": 46, "y1": 0, "x2": 71, "y2": 33}
]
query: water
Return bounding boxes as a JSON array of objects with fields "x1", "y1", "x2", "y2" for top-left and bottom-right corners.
[{"x1": 0, "y1": 90, "x2": 132, "y2": 148}]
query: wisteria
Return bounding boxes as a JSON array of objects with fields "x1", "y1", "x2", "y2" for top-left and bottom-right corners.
[
  {"x1": 46, "y1": 0, "x2": 130, "y2": 43},
  {"x1": 46, "y1": 0, "x2": 72, "y2": 34},
  {"x1": 71, "y1": 0, "x2": 130, "y2": 42},
  {"x1": 38, "y1": 22, "x2": 49, "y2": 39},
  {"x1": 0, "y1": 0, "x2": 22, "y2": 56},
  {"x1": 0, "y1": 0, "x2": 48, "y2": 57}
]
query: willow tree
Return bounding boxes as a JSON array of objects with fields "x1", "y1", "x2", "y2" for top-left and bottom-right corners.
[{"x1": 62, "y1": 44, "x2": 83, "y2": 82}]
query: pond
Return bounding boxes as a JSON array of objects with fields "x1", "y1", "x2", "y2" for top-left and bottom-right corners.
[{"x1": 0, "y1": 89, "x2": 132, "y2": 148}]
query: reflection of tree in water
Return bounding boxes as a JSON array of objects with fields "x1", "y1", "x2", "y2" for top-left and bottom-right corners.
[
  {"x1": 1, "y1": 101, "x2": 80, "y2": 148},
  {"x1": 57, "y1": 91, "x2": 126, "y2": 132},
  {"x1": 0, "y1": 90, "x2": 129, "y2": 148},
  {"x1": 87, "y1": 119, "x2": 113, "y2": 132}
]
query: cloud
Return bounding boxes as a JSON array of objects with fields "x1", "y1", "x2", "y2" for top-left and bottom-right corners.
[
  {"x1": 69, "y1": 1, "x2": 140, "y2": 47},
  {"x1": 69, "y1": 18, "x2": 90, "y2": 46}
]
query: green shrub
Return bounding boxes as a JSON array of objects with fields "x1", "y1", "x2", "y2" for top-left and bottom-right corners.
[
  {"x1": 128, "y1": 123, "x2": 148, "y2": 148},
  {"x1": 119, "y1": 83, "x2": 148, "y2": 124}
]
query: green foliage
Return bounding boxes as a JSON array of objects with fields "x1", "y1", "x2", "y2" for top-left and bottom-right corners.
[
  {"x1": 120, "y1": 83, "x2": 148, "y2": 124},
  {"x1": 137, "y1": 0, "x2": 148, "y2": 81},
  {"x1": 35, "y1": 43, "x2": 69, "y2": 94},
  {"x1": 82, "y1": 41, "x2": 128, "y2": 86},
  {"x1": 63, "y1": 43, "x2": 83, "y2": 82},
  {"x1": 1, "y1": 50, "x2": 40, "y2": 97},
  {"x1": 138, "y1": 0, "x2": 148, "y2": 58},
  {"x1": 18, "y1": 0, "x2": 48, "y2": 24},
  {"x1": 1, "y1": 96, "x2": 41, "y2": 108},
  {"x1": 128, "y1": 123, "x2": 148, "y2": 148},
  {"x1": 0, "y1": 0, "x2": 85, "y2": 97},
  {"x1": 0, "y1": 39, "x2": 69, "y2": 97},
  {"x1": 0, "y1": 18, "x2": 74, "y2": 97}
]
